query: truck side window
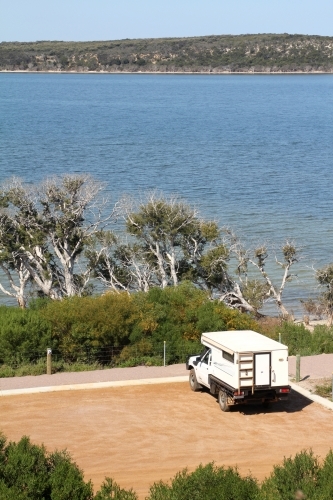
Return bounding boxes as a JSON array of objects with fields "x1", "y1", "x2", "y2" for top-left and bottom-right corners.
[
  {"x1": 222, "y1": 350, "x2": 234, "y2": 363},
  {"x1": 201, "y1": 349, "x2": 211, "y2": 365}
]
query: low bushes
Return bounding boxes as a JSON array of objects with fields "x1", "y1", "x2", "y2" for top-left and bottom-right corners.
[
  {"x1": 147, "y1": 450, "x2": 333, "y2": 500},
  {"x1": 0, "y1": 433, "x2": 137, "y2": 500},
  {"x1": 259, "y1": 450, "x2": 333, "y2": 499},
  {"x1": 147, "y1": 462, "x2": 259, "y2": 500},
  {"x1": 5, "y1": 282, "x2": 333, "y2": 373},
  {"x1": 263, "y1": 320, "x2": 333, "y2": 356},
  {"x1": 2, "y1": 433, "x2": 333, "y2": 499},
  {"x1": 0, "y1": 306, "x2": 51, "y2": 366},
  {"x1": 0, "y1": 283, "x2": 261, "y2": 373}
]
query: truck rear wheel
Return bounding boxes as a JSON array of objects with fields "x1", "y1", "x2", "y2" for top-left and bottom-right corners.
[
  {"x1": 218, "y1": 389, "x2": 231, "y2": 412},
  {"x1": 189, "y1": 369, "x2": 201, "y2": 392}
]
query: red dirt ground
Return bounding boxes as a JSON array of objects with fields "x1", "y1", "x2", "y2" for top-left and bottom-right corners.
[{"x1": 0, "y1": 382, "x2": 332, "y2": 499}]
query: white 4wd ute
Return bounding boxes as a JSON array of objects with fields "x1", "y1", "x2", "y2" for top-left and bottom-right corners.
[{"x1": 186, "y1": 330, "x2": 291, "y2": 412}]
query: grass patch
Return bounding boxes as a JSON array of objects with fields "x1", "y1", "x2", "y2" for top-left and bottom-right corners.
[
  {"x1": 0, "y1": 355, "x2": 165, "y2": 377},
  {"x1": 0, "y1": 360, "x2": 106, "y2": 377},
  {"x1": 314, "y1": 380, "x2": 332, "y2": 399}
]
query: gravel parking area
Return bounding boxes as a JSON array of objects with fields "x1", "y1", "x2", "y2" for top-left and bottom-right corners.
[
  {"x1": 0, "y1": 380, "x2": 332, "y2": 499},
  {"x1": 1, "y1": 355, "x2": 333, "y2": 498}
]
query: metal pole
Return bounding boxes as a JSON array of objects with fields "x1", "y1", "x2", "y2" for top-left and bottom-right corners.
[
  {"x1": 47, "y1": 348, "x2": 52, "y2": 375},
  {"x1": 164, "y1": 341, "x2": 166, "y2": 367},
  {"x1": 278, "y1": 332, "x2": 282, "y2": 344},
  {"x1": 296, "y1": 354, "x2": 300, "y2": 383}
]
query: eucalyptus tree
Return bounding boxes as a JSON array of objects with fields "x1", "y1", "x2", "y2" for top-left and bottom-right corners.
[
  {"x1": 0, "y1": 210, "x2": 31, "y2": 308},
  {"x1": 315, "y1": 263, "x2": 333, "y2": 325},
  {"x1": 248, "y1": 241, "x2": 301, "y2": 318},
  {"x1": 85, "y1": 231, "x2": 151, "y2": 293},
  {"x1": 122, "y1": 192, "x2": 200, "y2": 288},
  {"x1": 0, "y1": 175, "x2": 116, "y2": 302},
  {"x1": 85, "y1": 191, "x2": 300, "y2": 318},
  {"x1": 224, "y1": 232, "x2": 301, "y2": 318},
  {"x1": 117, "y1": 192, "x2": 233, "y2": 294}
]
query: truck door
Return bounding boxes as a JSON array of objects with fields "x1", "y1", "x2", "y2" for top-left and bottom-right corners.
[
  {"x1": 254, "y1": 353, "x2": 271, "y2": 386},
  {"x1": 196, "y1": 349, "x2": 211, "y2": 388}
]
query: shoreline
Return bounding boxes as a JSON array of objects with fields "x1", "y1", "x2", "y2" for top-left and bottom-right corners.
[{"x1": 2, "y1": 69, "x2": 333, "y2": 75}]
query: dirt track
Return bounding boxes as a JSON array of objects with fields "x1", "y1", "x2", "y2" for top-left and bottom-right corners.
[{"x1": 1, "y1": 382, "x2": 333, "y2": 499}]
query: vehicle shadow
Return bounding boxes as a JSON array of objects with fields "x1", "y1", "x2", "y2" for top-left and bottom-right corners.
[{"x1": 207, "y1": 389, "x2": 313, "y2": 415}]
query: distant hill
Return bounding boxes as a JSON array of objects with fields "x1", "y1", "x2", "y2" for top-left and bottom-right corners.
[{"x1": 1, "y1": 34, "x2": 333, "y2": 73}]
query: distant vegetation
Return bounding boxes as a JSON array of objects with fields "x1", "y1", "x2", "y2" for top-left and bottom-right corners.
[{"x1": 1, "y1": 34, "x2": 333, "y2": 72}]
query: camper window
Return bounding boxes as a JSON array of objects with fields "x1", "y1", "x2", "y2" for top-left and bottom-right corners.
[{"x1": 222, "y1": 350, "x2": 234, "y2": 363}]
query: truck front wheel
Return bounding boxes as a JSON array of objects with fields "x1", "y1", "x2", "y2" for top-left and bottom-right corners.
[
  {"x1": 189, "y1": 369, "x2": 201, "y2": 392},
  {"x1": 218, "y1": 389, "x2": 231, "y2": 412}
]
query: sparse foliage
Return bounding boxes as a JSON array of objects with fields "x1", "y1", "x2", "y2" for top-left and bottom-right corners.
[
  {"x1": 316, "y1": 263, "x2": 333, "y2": 325},
  {"x1": 0, "y1": 175, "x2": 117, "y2": 303}
]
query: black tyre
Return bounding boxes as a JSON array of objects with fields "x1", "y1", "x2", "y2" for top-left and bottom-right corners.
[
  {"x1": 218, "y1": 389, "x2": 231, "y2": 412},
  {"x1": 189, "y1": 369, "x2": 201, "y2": 392}
]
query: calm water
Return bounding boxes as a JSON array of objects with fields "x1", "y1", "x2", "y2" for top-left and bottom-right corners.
[{"x1": 1, "y1": 73, "x2": 333, "y2": 314}]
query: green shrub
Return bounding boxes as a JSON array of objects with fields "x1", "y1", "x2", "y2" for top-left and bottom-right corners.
[
  {"x1": 40, "y1": 293, "x2": 137, "y2": 360},
  {"x1": 260, "y1": 450, "x2": 319, "y2": 500},
  {"x1": 0, "y1": 433, "x2": 136, "y2": 499},
  {"x1": 267, "y1": 322, "x2": 313, "y2": 356},
  {"x1": 311, "y1": 325, "x2": 333, "y2": 354},
  {"x1": 146, "y1": 462, "x2": 259, "y2": 500},
  {"x1": 94, "y1": 477, "x2": 138, "y2": 500},
  {"x1": 316, "y1": 450, "x2": 333, "y2": 499},
  {"x1": 0, "y1": 306, "x2": 51, "y2": 365},
  {"x1": 0, "y1": 434, "x2": 93, "y2": 499},
  {"x1": 131, "y1": 283, "x2": 258, "y2": 363}
]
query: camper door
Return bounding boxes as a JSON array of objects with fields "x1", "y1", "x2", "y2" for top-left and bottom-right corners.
[{"x1": 254, "y1": 352, "x2": 271, "y2": 386}]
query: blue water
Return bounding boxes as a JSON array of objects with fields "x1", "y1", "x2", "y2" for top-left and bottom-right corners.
[{"x1": 1, "y1": 73, "x2": 333, "y2": 314}]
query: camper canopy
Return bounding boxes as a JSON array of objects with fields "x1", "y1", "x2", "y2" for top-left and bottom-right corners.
[{"x1": 201, "y1": 330, "x2": 287, "y2": 353}]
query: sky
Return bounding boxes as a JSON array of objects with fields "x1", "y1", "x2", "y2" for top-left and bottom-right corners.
[{"x1": 1, "y1": 0, "x2": 333, "y2": 43}]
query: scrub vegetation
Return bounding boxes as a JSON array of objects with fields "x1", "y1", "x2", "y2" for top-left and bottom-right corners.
[
  {"x1": 1, "y1": 287, "x2": 333, "y2": 376},
  {"x1": 1, "y1": 435, "x2": 333, "y2": 500},
  {"x1": 1, "y1": 34, "x2": 333, "y2": 73}
]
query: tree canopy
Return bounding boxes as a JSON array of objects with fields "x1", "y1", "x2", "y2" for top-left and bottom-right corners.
[{"x1": 0, "y1": 178, "x2": 304, "y2": 318}]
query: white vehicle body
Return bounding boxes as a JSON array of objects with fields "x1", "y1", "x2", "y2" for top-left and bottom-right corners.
[{"x1": 186, "y1": 330, "x2": 290, "y2": 412}]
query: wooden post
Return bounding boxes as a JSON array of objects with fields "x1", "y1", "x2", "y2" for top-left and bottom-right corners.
[
  {"x1": 278, "y1": 332, "x2": 282, "y2": 344},
  {"x1": 296, "y1": 354, "x2": 300, "y2": 382},
  {"x1": 164, "y1": 341, "x2": 166, "y2": 367},
  {"x1": 47, "y1": 348, "x2": 52, "y2": 375}
]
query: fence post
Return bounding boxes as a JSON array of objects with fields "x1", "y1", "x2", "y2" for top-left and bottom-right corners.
[
  {"x1": 164, "y1": 341, "x2": 166, "y2": 367},
  {"x1": 47, "y1": 348, "x2": 52, "y2": 375},
  {"x1": 296, "y1": 354, "x2": 300, "y2": 382},
  {"x1": 278, "y1": 332, "x2": 282, "y2": 344}
]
